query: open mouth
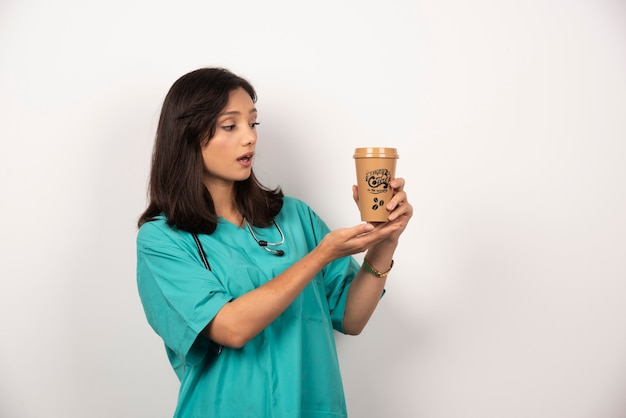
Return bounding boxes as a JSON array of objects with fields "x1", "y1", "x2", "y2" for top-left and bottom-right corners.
[{"x1": 237, "y1": 152, "x2": 254, "y2": 164}]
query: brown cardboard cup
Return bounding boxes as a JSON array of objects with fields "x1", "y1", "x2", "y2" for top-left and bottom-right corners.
[{"x1": 353, "y1": 147, "x2": 399, "y2": 222}]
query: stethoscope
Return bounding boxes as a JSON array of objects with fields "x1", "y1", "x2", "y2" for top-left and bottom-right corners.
[
  {"x1": 242, "y1": 218, "x2": 285, "y2": 256},
  {"x1": 192, "y1": 217, "x2": 285, "y2": 273}
]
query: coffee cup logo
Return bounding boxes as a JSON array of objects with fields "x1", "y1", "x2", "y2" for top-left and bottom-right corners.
[{"x1": 365, "y1": 168, "x2": 391, "y2": 193}]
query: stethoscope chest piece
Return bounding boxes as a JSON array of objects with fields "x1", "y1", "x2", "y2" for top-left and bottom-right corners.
[{"x1": 243, "y1": 218, "x2": 285, "y2": 256}]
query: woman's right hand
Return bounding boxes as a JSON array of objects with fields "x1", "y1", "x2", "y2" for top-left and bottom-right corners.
[{"x1": 316, "y1": 222, "x2": 393, "y2": 262}]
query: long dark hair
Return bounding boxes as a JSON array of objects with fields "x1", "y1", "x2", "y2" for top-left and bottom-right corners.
[{"x1": 138, "y1": 67, "x2": 283, "y2": 234}]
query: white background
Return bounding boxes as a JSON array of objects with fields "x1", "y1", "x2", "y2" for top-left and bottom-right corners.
[{"x1": 1, "y1": 1, "x2": 625, "y2": 417}]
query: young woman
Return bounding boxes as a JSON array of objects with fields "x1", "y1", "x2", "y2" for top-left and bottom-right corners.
[{"x1": 136, "y1": 67, "x2": 413, "y2": 417}]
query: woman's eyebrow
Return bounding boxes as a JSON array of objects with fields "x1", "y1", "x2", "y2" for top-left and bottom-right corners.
[{"x1": 219, "y1": 108, "x2": 258, "y2": 116}]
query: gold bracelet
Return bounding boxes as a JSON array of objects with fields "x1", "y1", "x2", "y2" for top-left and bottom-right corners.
[{"x1": 363, "y1": 256, "x2": 394, "y2": 278}]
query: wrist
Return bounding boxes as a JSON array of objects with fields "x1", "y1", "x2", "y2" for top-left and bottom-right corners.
[
  {"x1": 310, "y1": 240, "x2": 335, "y2": 267},
  {"x1": 368, "y1": 239, "x2": 398, "y2": 257},
  {"x1": 362, "y1": 256, "x2": 394, "y2": 278}
]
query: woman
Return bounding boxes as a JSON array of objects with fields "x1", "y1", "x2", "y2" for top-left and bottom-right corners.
[{"x1": 136, "y1": 67, "x2": 412, "y2": 417}]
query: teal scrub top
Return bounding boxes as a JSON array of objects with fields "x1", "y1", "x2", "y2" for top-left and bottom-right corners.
[{"x1": 137, "y1": 197, "x2": 361, "y2": 418}]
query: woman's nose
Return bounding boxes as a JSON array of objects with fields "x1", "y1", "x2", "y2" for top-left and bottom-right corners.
[{"x1": 244, "y1": 126, "x2": 257, "y2": 145}]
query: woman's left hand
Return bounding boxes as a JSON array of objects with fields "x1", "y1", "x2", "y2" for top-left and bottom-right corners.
[
  {"x1": 342, "y1": 178, "x2": 413, "y2": 334},
  {"x1": 352, "y1": 177, "x2": 413, "y2": 245}
]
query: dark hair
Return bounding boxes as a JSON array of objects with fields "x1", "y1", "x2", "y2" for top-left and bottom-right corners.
[{"x1": 138, "y1": 67, "x2": 283, "y2": 234}]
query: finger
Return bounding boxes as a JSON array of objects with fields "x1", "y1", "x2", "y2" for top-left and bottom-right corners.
[
  {"x1": 352, "y1": 185, "x2": 359, "y2": 204},
  {"x1": 342, "y1": 223, "x2": 384, "y2": 252},
  {"x1": 389, "y1": 201, "x2": 413, "y2": 221},
  {"x1": 390, "y1": 177, "x2": 405, "y2": 191},
  {"x1": 385, "y1": 190, "x2": 407, "y2": 211},
  {"x1": 343, "y1": 223, "x2": 375, "y2": 238}
]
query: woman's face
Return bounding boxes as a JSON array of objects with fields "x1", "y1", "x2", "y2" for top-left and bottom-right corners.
[{"x1": 201, "y1": 87, "x2": 258, "y2": 190}]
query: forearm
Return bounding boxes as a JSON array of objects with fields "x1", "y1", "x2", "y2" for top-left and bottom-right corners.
[
  {"x1": 203, "y1": 244, "x2": 332, "y2": 348},
  {"x1": 202, "y1": 222, "x2": 391, "y2": 347},
  {"x1": 342, "y1": 241, "x2": 397, "y2": 335}
]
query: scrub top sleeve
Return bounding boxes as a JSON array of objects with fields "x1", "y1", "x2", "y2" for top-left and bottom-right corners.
[
  {"x1": 136, "y1": 223, "x2": 233, "y2": 361},
  {"x1": 324, "y1": 256, "x2": 360, "y2": 333}
]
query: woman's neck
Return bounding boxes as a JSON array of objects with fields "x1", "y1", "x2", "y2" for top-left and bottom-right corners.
[
  {"x1": 218, "y1": 207, "x2": 243, "y2": 227},
  {"x1": 205, "y1": 182, "x2": 242, "y2": 226}
]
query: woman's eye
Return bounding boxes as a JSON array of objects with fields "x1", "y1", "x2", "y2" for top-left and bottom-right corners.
[
  {"x1": 250, "y1": 122, "x2": 260, "y2": 129},
  {"x1": 222, "y1": 125, "x2": 236, "y2": 131}
]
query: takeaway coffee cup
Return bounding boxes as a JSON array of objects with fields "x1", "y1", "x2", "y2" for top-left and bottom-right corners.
[{"x1": 353, "y1": 147, "x2": 399, "y2": 222}]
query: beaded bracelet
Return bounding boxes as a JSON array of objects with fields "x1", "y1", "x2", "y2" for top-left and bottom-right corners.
[{"x1": 363, "y1": 256, "x2": 394, "y2": 278}]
